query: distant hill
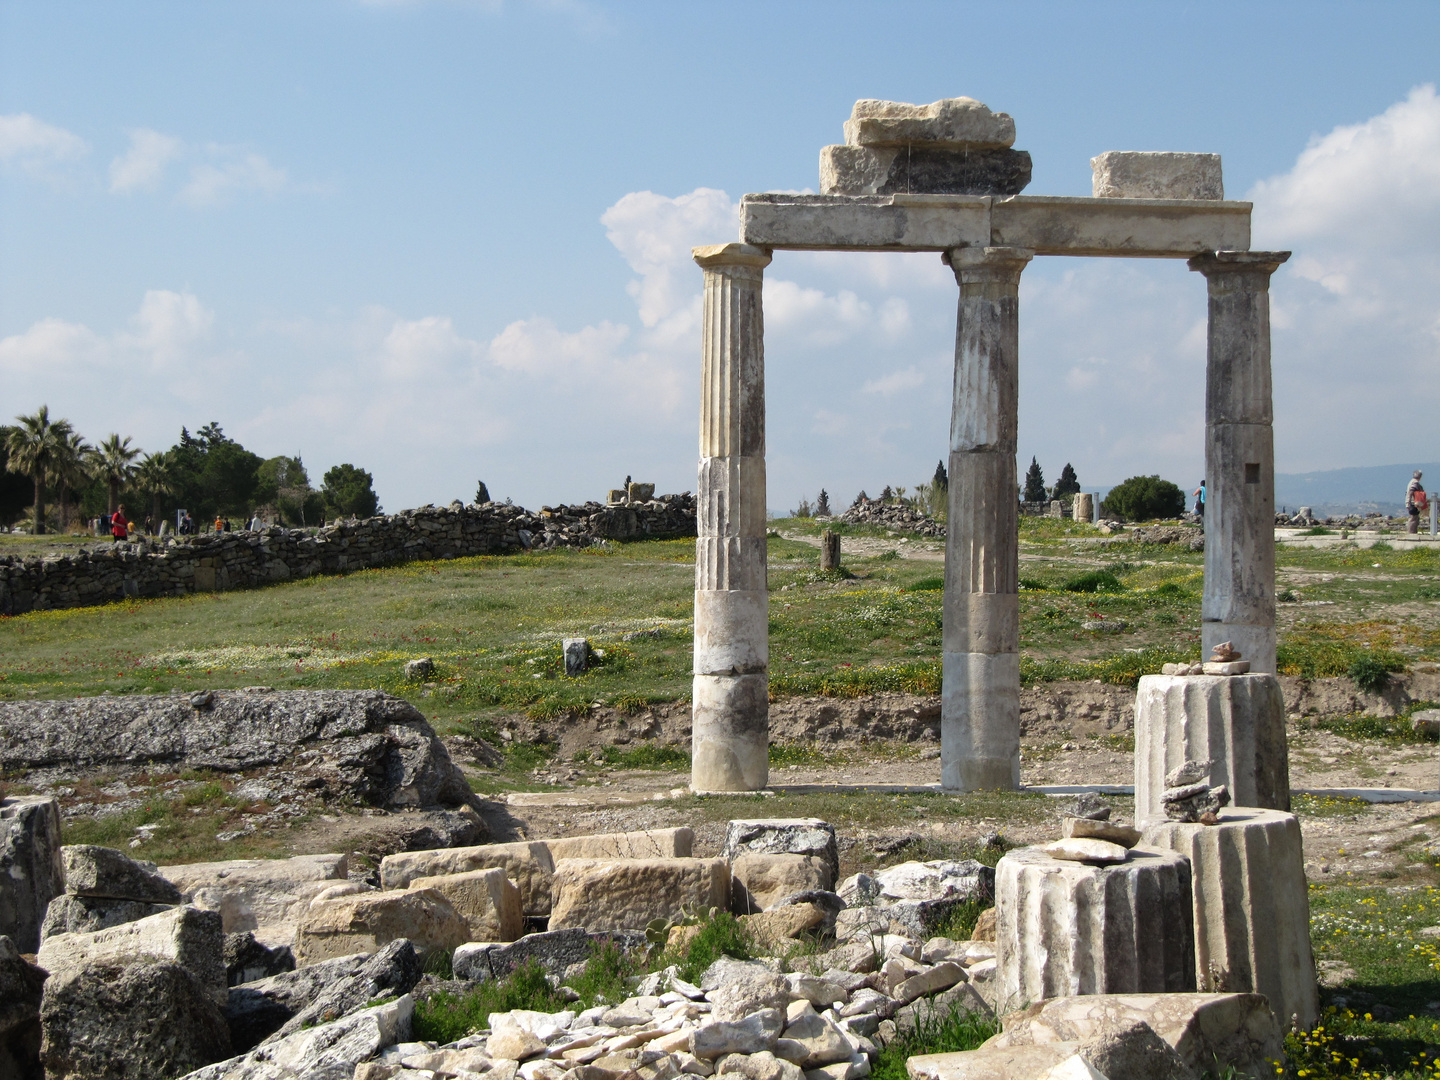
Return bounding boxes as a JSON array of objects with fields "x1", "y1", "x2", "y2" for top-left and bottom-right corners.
[{"x1": 1274, "y1": 463, "x2": 1439, "y2": 516}]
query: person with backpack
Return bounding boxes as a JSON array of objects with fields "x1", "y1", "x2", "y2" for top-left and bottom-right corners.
[
  {"x1": 1192, "y1": 480, "x2": 1206, "y2": 526},
  {"x1": 1407, "y1": 471, "x2": 1427, "y2": 534}
]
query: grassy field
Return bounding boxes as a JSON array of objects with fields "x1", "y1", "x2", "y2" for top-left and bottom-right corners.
[{"x1": 3, "y1": 521, "x2": 1438, "y2": 728}]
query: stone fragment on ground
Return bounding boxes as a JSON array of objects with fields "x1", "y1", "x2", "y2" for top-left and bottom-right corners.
[
  {"x1": 179, "y1": 993, "x2": 414, "y2": 1080},
  {"x1": 295, "y1": 887, "x2": 469, "y2": 965},
  {"x1": 703, "y1": 957, "x2": 795, "y2": 1022},
  {"x1": 1043, "y1": 838, "x2": 1129, "y2": 865},
  {"x1": 408, "y1": 867, "x2": 524, "y2": 941},
  {"x1": 724, "y1": 821, "x2": 838, "y2": 884},
  {"x1": 224, "y1": 930, "x2": 295, "y2": 986},
  {"x1": 1061, "y1": 818, "x2": 1140, "y2": 848},
  {"x1": 454, "y1": 927, "x2": 606, "y2": 982},
  {"x1": 40, "y1": 894, "x2": 173, "y2": 939},
  {"x1": 226, "y1": 953, "x2": 370, "y2": 1052},
  {"x1": 36, "y1": 904, "x2": 227, "y2": 1003},
  {"x1": 0, "y1": 795, "x2": 64, "y2": 953},
  {"x1": 63, "y1": 843, "x2": 183, "y2": 903},
  {"x1": 268, "y1": 939, "x2": 422, "y2": 1042},
  {"x1": 382, "y1": 840, "x2": 556, "y2": 914},
  {"x1": 731, "y1": 854, "x2": 833, "y2": 913},
  {"x1": 741, "y1": 903, "x2": 827, "y2": 948},
  {"x1": 548, "y1": 858, "x2": 729, "y2": 933},
  {"x1": 41, "y1": 959, "x2": 232, "y2": 1080},
  {"x1": 161, "y1": 853, "x2": 350, "y2": 945}
]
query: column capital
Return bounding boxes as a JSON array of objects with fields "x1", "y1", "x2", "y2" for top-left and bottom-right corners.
[
  {"x1": 693, "y1": 243, "x2": 773, "y2": 270},
  {"x1": 1188, "y1": 250, "x2": 1291, "y2": 277},
  {"x1": 943, "y1": 245, "x2": 1035, "y2": 285}
]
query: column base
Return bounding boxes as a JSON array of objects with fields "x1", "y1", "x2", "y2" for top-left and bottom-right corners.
[
  {"x1": 691, "y1": 673, "x2": 769, "y2": 792},
  {"x1": 941, "y1": 651, "x2": 1019, "y2": 791}
]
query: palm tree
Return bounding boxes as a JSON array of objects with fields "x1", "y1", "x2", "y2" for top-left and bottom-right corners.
[
  {"x1": 4, "y1": 406, "x2": 67, "y2": 534},
  {"x1": 52, "y1": 430, "x2": 94, "y2": 534},
  {"x1": 134, "y1": 451, "x2": 175, "y2": 533},
  {"x1": 94, "y1": 433, "x2": 142, "y2": 517}
]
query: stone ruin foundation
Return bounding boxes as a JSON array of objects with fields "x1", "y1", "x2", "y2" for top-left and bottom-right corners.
[{"x1": 688, "y1": 96, "x2": 1289, "y2": 795}]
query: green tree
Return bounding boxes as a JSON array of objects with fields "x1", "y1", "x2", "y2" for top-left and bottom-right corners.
[
  {"x1": 134, "y1": 452, "x2": 176, "y2": 532},
  {"x1": 1054, "y1": 462, "x2": 1081, "y2": 499},
  {"x1": 94, "y1": 433, "x2": 142, "y2": 516},
  {"x1": 166, "y1": 423, "x2": 263, "y2": 522},
  {"x1": 475, "y1": 480, "x2": 491, "y2": 504},
  {"x1": 54, "y1": 430, "x2": 95, "y2": 533},
  {"x1": 1023, "y1": 457, "x2": 1047, "y2": 503},
  {"x1": 256, "y1": 455, "x2": 324, "y2": 526},
  {"x1": 321, "y1": 464, "x2": 380, "y2": 519},
  {"x1": 5, "y1": 406, "x2": 70, "y2": 534},
  {"x1": 933, "y1": 460, "x2": 948, "y2": 491},
  {"x1": 0, "y1": 427, "x2": 34, "y2": 526},
  {"x1": 1100, "y1": 475, "x2": 1186, "y2": 521}
]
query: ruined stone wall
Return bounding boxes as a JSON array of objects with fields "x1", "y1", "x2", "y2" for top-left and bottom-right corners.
[{"x1": 0, "y1": 495, "x2": 695, "y2": 616}]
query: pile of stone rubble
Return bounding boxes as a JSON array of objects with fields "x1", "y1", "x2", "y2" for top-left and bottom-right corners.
[
  {"x1": 0, "y1": 789, "x2": 1302, "y2": 1080},
  {"x1": 836, "y1": 501, "x2": 944, "y2": 538}
]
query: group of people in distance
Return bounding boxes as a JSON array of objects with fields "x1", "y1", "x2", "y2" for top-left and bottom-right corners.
[{"x1": 1184, "y1": 470, "x2": 1429, "y2": 533}]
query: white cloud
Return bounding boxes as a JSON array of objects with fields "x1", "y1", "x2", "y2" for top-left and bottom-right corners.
[
  {"x1": 862, "y1": 366, "x2": 925, "y2": 396},
  {"x1": 0, "y1": 113, "x2": 88, "y2": 182},
  {"x1": 110, "y1": 129, "x2": 184, "y2": 192},
  {"x1": 487, "y1": 317, "x2": 629, "y2": 375},
  {"x1": 180, "y1": 149, "x2": 290, "y2": 207}
]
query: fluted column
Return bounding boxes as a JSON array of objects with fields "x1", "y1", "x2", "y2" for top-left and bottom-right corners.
[
  {"x1": 941, "y1": 246, "x2": 1033, "y2": 791},
  {"x1": 691, "y1": 243, "x2": 772, "y2": 792},
  {"x1": 1188, "y1": 251, "x2": 1290, "y2": 675}
]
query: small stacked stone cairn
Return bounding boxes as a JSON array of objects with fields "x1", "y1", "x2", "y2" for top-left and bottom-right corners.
[
  {"x1": 1159, "y1": 760, "x2": 1230, "y2": 826},
  {"x1": 1161, "y1": 640, "x2": 1250, "y2": 678}
]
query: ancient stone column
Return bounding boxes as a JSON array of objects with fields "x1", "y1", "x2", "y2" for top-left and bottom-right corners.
[
  {"x1": 1073, "y1": 492, "x2": 1094, "y2": 523},
  {"x1": 691, "y1": 243, "x2": 773, "y2": 793},
  {"x1": 1134, "y1": 673, "x2": 1290, "y2": 827},
  {"x1": 1188, "y1": 251, "x2": 1290, "y2": 675},
  {"x1": 1143, "y1": 808, "x2": 1317, "y2": 1030},
  {"x1": 941, "y1": 246, "x2": 1033, "y2": 791},
  {"x1": 996, "y1": 846, "x2": 1196, "y2": 1006}
]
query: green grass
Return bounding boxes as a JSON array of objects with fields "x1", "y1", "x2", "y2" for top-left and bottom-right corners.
[
  {"x1": 663, "y1": 911, "x2": 755, "y2": 984},
  {"x1": 599, "y1": 742, "x2": 690, "y2": 769},
  {"x1": 869, "y1": 1003, "x2": 999, "y2": 1080},
  {"x1": 413, "y1": 959, "x2": 567, "y2": 1043}
]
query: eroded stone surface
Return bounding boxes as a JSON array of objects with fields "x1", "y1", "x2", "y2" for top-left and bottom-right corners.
[
  {"x1": 550, "y1": 857, "x2": 730, "y2": 933},
  {"x1": 408, "y1": 867, "x2": 523, "y2": 942},
  {"x1": 36, "y1": 904, "x2": 227, "y2": 1003},
  {"x1": 295, "y1": 888, "x2": 469, "y2": 966},
  {"x1": 0, "y1": 796, "x2": 63, "y2": 954},
  {"x1": 63, "y1": 843, "x2": 182, "y2": 903},
  {"x1": 1092, "y1": 152, "x2": 1223, "y2": 201}
]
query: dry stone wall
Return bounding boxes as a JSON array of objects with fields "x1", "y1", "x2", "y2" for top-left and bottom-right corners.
[{"x1": 0, "y1": 495, "x2": 695, "y2": 616}]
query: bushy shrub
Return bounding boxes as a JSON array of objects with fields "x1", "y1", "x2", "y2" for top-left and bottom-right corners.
[
  {"x1": 1062, "y1": 570, "x2": 1123, "y2": 593},
  {"x1": 1100, "y1": 475, "x2": 1185, "y2": 521}
]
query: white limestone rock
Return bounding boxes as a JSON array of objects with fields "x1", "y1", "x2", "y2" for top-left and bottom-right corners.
[
  {"x1": 0, "y1": 796, "x2": 64, "y2": 953},
  {"x1": 691, "y1": 1008, "x2": 785, "y2": 1059},
  {"x1": 548, "y1": 857, "x2": 730, "y2": 934},
  {"x1": 1091, "y1": 152, "x2": 1223, "y2": 201},
  {"x1": 293, "y1": 887, "x2": 470, "y2": 966},
  {"x1": 36, "y1": 904, "x2": 227, "y2": 1004},
  {"x1": 160, "y1": 853, "x2": 349, "y2": 945},
  {"x1": 996, "y1": 847, "x2": 1195, "y2": 1005},
  {"x1": 843, "y1": 98, "x2": 1016, "y2": 150},
  {"x1": 1143, "y1": 808, "x2": 1318, "y2": 1030},
  {"x1": 1042, "y1": 838, "x2": 1129, "y2": 865},
  {"x1": 872, "y1": 860, "x2": 993, "y2": 902},
  {"x1": 724, "y1": 820, "x2": 838, "y2": 882},
  {"x1": 1061, "y1": 819, "x2": 1141, "y2": 848}
]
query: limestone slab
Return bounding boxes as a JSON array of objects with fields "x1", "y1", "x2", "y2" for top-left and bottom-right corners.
[
  {"x1": 378, "y1": 840, "x2": 554, "y2": 915},
  {"x1": 731, "y1": 854, "x2": 833, "y2": 913},
  {"x1": 160, "y1": 853, "x2": 349, "y2": 945},
  {"x1": 548, "y1": 857, "x2": 730, "y2": 933},
  {"x1": 293, "y1": 887, "x2": 469, "y2": 966},
  {"x1": 408, "y1": 868, "x2": 523, "y2": 942},
  {"x1": 1143, "y1": 808, "x2": 1317, "y2": 1029},
  {"x1": 723, "y1": 819, "x2": 838, "y2": 879},
  {"x1": 995, "y1": 846, "x2": 1195, "y2": 1006},
  {"x1": 547, "y1": 828, "x2": 695, "y2": 862},
  {"x1": 843, "y1": 98, "x2": 1016, "y2": 150},
  {"x1": 820, "y1": 145, "x2": 1031, "y2": 197},
  {"x1": 739, "y1": 194, "x2": 1250, "y2": 256},
  {"x1": 1091, "y1": 152, "x2": 1223, "y2": 200},
  {"x1": 1133, "y1": 674, "x2": 1289, "y2": 827},
  {"x1": 36, "y1": 904, "x2": 227, "y2": 1004}
]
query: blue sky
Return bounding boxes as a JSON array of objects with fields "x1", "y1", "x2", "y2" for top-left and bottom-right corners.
[{"x1": 3, "y1": 1, "x2": 1438, "y2": 513}]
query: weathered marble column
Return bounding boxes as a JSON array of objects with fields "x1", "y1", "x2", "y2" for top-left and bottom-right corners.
[
  {"x1": 691, "y1": 243, "x2": 772, "y2": 792},
  {"x1": 1188, "y1": 251, "x2": 1290, "y2": 675},
  {"x1": 941, "y1": 246, "x2": 1033, "y2": 791}
]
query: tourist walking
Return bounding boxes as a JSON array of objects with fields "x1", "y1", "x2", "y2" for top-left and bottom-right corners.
[
  {"x1": 110, "y1": 505, "x2": 129, "y2": 542},
  {"x1": 1192, "y1": 480, "x2": 1206, "y2": 525},
  {"x1": 1407, "y1": 470, "x2": 1427, "y2": 534}
]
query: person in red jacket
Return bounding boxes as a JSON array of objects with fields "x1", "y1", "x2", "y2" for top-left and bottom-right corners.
[{"x1": 110, "y1": 504, "x2": 130, "y2": 542}]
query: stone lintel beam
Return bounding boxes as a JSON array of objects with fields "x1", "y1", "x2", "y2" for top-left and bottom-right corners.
[
  {"x1": 740, "y1": 193, "x2": 1250, "y2": 256},
  {"x1": 691, "y1": 242, "x2": 772, "y2": 793},
  {"x1": 1189, "y1": 250, "x2": 1290, "y2": 675}
]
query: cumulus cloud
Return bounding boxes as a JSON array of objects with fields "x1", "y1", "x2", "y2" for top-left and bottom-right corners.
[
  {"x1": 109, "y1": 129, "x2": 184, "y2": 192},
  {"x1": 0, "y1": 113, "x2": 88, "y2": 181},
  {"x1": 862, "y1": 366, "x2": 925, "y2": 396},
  {"x1": 180, "y1": 149, "x2": 290, "y2": 207}
]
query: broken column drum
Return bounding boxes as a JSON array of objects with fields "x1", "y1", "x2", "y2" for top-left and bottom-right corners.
[
  {"x1": 1189, "y1": 251, "x2": 1290, "y2": 676},
  {"x1": 996, "y1": 846, "x2": 1196, "y2": 1008},
  {"x1": 1134, "y1": 673, "x2": 1289, "y2": 827},
  {"x1": 1143, "y1": 808, "x2": 1317, "y2": 1030},
  {"x1": 691, "y1": 96, "x2": 1290, "y2": 789},
  {"x1": 942, "y1": 246, "x2": 1033, "y2": 792},
  {"x1": 691, "y1": 243, "x2": 772, "y2": 793}
]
